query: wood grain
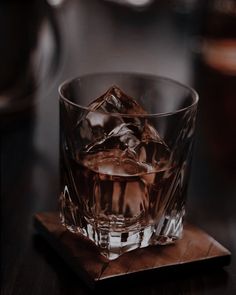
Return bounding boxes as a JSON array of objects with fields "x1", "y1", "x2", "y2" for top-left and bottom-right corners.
[{"x1": 34, "y1": 212, "x2": 231, "y2": 288}]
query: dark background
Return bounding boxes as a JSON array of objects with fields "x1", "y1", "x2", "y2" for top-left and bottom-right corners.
[{"x1": 1, "y1": 0, "x2": 236, "y2": 294}]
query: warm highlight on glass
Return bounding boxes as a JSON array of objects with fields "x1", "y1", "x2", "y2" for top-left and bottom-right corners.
[{"x1": 59, "y1": 73, "x2": 198, "y2": 260}]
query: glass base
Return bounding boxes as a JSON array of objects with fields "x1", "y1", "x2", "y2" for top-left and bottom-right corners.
[{"x1": 61, "y1": 214, "x2": 183, "y2": 260}]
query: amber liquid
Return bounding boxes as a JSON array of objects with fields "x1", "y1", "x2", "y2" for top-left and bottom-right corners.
[{"x1": 60, "y1": 148, "x2": 185, "y2": 258}]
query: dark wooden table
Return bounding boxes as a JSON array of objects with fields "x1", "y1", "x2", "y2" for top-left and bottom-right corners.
[{"x1": 1, "y1": 0, "x2": 236, "y2": 294}]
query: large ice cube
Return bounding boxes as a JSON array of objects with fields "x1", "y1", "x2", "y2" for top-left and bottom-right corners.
[
  {"x1": 76, "y1": 86, "x2": 170, "y2": 166},
  {"x1": 88, "y1": 85, "x2": 147, "y2": 115}
]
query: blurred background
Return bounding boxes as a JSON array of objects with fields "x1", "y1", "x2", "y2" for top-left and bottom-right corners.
[{"x1": 1, "y1": 0, "x2": 236, "y2": 294}]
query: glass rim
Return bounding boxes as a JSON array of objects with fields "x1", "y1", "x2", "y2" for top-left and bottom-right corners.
[{"x1": 58, "y1": 72, "x2": 199, "y2": 118}]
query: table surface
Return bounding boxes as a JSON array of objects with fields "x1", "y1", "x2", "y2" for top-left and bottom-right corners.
[{"x1": 1, "y1": 1, "x2": 236, "y2": 294}]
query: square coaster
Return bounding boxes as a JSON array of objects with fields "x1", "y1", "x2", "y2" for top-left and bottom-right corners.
[{"x1": 34, "y1": 212, "x2": 231, "y2": 288}]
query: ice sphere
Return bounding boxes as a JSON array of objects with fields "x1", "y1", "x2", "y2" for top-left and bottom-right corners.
[{"x1": 77, "y1": 86, "x2": 170, "y2": 166}]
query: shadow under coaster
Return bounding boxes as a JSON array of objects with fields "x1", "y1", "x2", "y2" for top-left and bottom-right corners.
[{"x1": 34, "y1": 212, "x2": 231, "y2": 289}]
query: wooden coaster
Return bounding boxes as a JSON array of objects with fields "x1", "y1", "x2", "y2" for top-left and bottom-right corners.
[{"x1": 34, "y1": 212, "x2": 231, "y2": 288}]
